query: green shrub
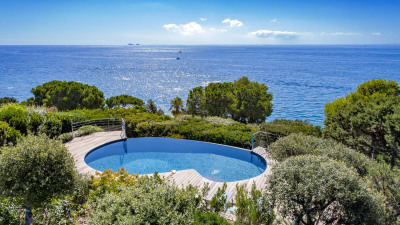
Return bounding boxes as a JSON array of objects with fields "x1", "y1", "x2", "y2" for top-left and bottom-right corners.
[
  {"x1": 44, "y1": 114, "x2": 62, "y2": 138},
  {"x1": 268, "y1": 155, "x2": 385, "y2": 225},
  {"x1": 74, "y1": 125, "x2": 104, "y2": 137},
  {"x1": 261, "y1": 119, "x2": 321, "y2": 137},
  {"x1": 89, "y1": 174, "x2": 200, "y2": 224},
  {"x1": 268, "y1": 133, "x2": 372, "y2": 176},
  {"x1": 0, "y1": 104, "x2": 29, "y2": 135},
  {"x1": 0, "y1": 134, "x2": 77, "y2": 224},
  {"x1": 234, "y1": 183, "x2": 275, "y2": 225},
  {"x1": 193, "y1": 211, "x2": 230, "y2": 225},
  {"x1": 58, "y1": 132, "x2": 73, "y2": 143},
  {"x1": 0, "y1": 198, "x2": 22, "y2": 225},
  {"x1": 0, "y1": 121, "x2": 21, "y2": 146},
  {"x1": 27, "y1": 110, "x2": 44, "y2": 134}
]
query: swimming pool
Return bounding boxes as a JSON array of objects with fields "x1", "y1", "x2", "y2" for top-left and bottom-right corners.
[{"x1": 85, "y1": 137, "x2": 266, "y2": 182}]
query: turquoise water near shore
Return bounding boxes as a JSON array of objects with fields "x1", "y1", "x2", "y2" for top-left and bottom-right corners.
[{"x1": 1, "y1": 45, "x2": 399, "y2": 126}]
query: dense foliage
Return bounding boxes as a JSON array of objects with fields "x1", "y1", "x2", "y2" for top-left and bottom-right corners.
[
  {"x1": 268, "y1": 133, "x2": 400, "y2": 224},
  {"x1": 106, "y1": 94, "x2": 144, "y2": 108},
  {"x1": 134, "y1": 115, "x2": 253, "y2": 148},
  {"x1": 186, "y1": 76, "x2": 273, "y2": 123},
  {"x1": 324, "y1": 79, "x2": 400, "y2": 167},
  {"x1": 58, "y1": 125, "x2": 105, "y2": 143},
  {"x1": 0, "y1": 134, "x2": 77, "y2": 224},
  {"x1": 31, "y1": 80, "x2": 105, "y2": 110},
  {"x1": 235, "y1": 183, "x2": 274, "y2": 225},
  {"x1": 0, "y1": 121, "x2": 21, "y2": 147},
  {"x1": 268, "y1": 155, "x2": 384, "y2": 225},
  {"x1": 145, "y1": 99, "x2": 164, "y2": 115},
  {"x1": 0, "y1": 97, "x2": 18, "y2": 105},
  {"x1": 260, "y1": 119, "x2": 321, "y2": 137},
  {"x1": 0, "y1": 104, "x2": 29, "y2": 135}
]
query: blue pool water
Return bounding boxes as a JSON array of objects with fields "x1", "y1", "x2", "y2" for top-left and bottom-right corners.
[{"x1": 85, "y1": 137, "x2": 266, "y2": 182}]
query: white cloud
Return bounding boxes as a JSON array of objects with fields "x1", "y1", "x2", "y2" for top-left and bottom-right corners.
[
  {"x1": 222, "y1": 19, "x2": 243, "y2": 28},
  {"x1": 320, "y1": 32, "x2": 362, "y2": 36},
  {"x1": 270, "y1": 18, "x2": 277, "y2": 23},
  {"x1": 372, "y1": 32, "x2": 381, "y2": 36},
  {"x1": 209, "y1": 27, "x2": 227, "y2": 32},
  {"x1": 200, "y1": 18, "x2": 207, "y2": 21},
  {"x1": 163, "y1": 22, "x2": 205, "y2": 35},
  {"x1": 249, "y1": 30, "x2": 301, "y2": 39}
]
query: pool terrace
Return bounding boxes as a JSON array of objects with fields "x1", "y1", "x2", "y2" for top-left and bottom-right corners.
[{"x1": 65, "y1": 131, "x2": 275, "y2": 202}]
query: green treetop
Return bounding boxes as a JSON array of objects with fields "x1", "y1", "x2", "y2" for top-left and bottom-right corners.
[{"x1": 31, "y1": 80, "x2": 105, "y2": 111}]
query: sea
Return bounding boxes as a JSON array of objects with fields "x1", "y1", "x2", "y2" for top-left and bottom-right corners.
[{"x1": 1, "y1": 45, "x2": 400, "y2": 126}]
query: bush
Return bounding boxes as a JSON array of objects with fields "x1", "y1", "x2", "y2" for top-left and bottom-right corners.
[
  {"x1": 89, "y1": 174, "x2": 200, "y2": 224},
  {"x1": 261, "y1": 119, "x2": 321, "y2": 137},
  {"x1": 0, "y1": 198, "x2": 22, "y2": 225},
  {"x1": 193, "y1": 211, "x2": 230, "y2": 225},
  {"x1": 44, "y1": 114, "x2": 62, "y2": 138},
  {"x1": 0, "y1": 134, "x2": 77, "y2": 223},
  {"x1": 268, "y1": 133, "x2": 372, "y2": 176},
  {"x1": 0, "y1": 121, "x2": 21, "y2": 146},
  {"x1": 0, "y1": 104, "x2": 29, "y2": 135},
  {"x1": 27, "y1": 110, "x2": 44, "y2": 134},
  {"x1": 234, "y1": 182, "x2": 275, "y2": 225},
  {"x1": 58, "y1": 132, "x2": 74, "y2": 143},
  {"x1": 268, "y1": 155, "x2": 385, "y2": 224},
  {"x1": 0, "y1": 97, "x2": 18, "y2": 105}
]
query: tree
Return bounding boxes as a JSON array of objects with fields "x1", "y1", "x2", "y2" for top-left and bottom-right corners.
[
  {"x1": 31, "y1": 80, "x2": 105, "y2": 110},
  {"x1": 145, "y1": 99, "x2": 164, "y2": 115},
  {"x1": 105, "y1": 95, "x2": 144, "y2": 108},
  {"x1": 0, "y1": 97, "x2": 18, "y2": 105},
  {"x1": 203, "y1": 82, "x2": 235, "y2": 118},
  {"x1": 186, "y1": 77, "x2": 273, "y2": 123},
  {"x1": 324, "y1": 79, "x2": 400, "y2": 167},
  {"x1": 231, "y1": 76, "x2": 273, "y2": 123},
  {"x1": 268, "y1": 155, "x2": 384, "y2": 225},
  {"x1": 186, "y1": 86, "x2": 205, "y2": 116},
  {"x1": 169, "y1": 97, "x2": 184, "y2": 117},
  {"x1": 0, "y1": 134, "x2": 77, "y2": 225}
]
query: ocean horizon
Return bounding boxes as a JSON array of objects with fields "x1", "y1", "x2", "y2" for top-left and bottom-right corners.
[{"x1": 1, "y1": 44, "x2": 400, "y2": 126}]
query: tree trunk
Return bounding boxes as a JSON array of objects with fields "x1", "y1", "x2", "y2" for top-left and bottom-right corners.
[{"x1": 25, "y1": 206, "x2": 33, "y2": 225}]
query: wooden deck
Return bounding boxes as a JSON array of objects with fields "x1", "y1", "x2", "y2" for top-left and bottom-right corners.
[{"x1": 65, "y1": 131, "x2": 275, "y2": 202}]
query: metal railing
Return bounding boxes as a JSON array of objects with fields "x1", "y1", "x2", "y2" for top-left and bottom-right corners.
[
  {"x1": 71, "y1": 118, "x2": 127, "y2": 139},
  {"x1": 251, "y1": 131, "x2": 284, "y2": 151}
]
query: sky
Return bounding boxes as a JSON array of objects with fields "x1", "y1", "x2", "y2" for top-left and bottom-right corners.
[{"x1": 0, "y1": 0, "x2": 399, "y2": 45}]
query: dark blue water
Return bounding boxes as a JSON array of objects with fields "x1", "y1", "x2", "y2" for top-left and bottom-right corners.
[
  {"x1": 85, "y1": 137, "x2": 266, "y2": 182},
  {"x1": 1, "y1": 45, "x2": 399, "y2": 126}
]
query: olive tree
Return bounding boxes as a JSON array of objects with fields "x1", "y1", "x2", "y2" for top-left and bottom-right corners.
[
  {"x1": 0, "y1": 134, "x2": 77, "y2": 225},
  {"x1": 268, "y1": 155, "x2": 384, "y2": 225}
]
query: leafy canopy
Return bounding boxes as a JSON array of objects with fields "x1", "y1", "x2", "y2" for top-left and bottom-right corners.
[
  {"x1": 0, "y1": 134, "x2": 77, "y2": 209},
  {"x1": 186, "y1": 76, "x2": 273, "y2": 123},
  {"x1": 31, "y1": 80, "x2": 105, "y2": 110},
  {"x1": 105, "y1": 95, "x2": 144, "y2": 108},
  {"x1": 268, "y1": 155, "x2": 384, "y2": 225},
  {"x1": 324, "y1": 79, "x2": 400, "y2": 167}
]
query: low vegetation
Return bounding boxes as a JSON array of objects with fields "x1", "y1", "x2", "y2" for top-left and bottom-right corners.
[{"x1": 0, "y1": 78, "x2": 399, "y2": 224}]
